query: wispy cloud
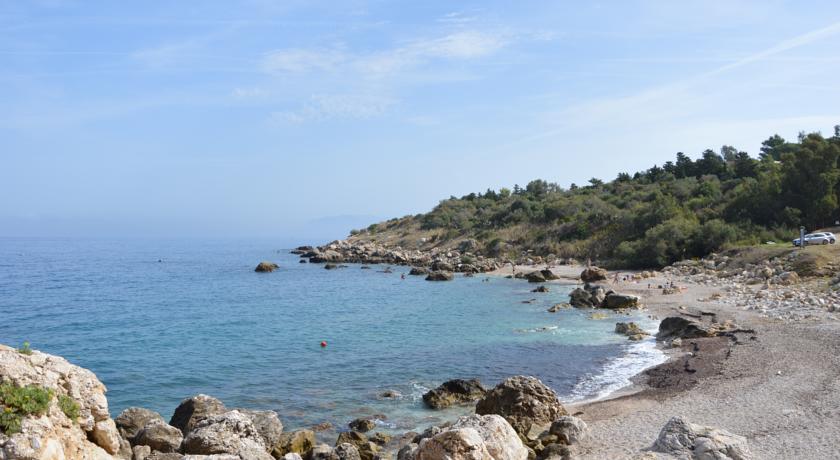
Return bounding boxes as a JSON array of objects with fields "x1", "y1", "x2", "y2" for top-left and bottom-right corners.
[
  {"x1": 262, "y1": 48, "x2": 347, "y2": 74},
  {"x1": 269, "y1": 93, "x2": 396, "y2": 123}
]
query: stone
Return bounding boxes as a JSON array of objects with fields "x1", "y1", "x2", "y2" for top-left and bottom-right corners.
[
  {"x1": 653, "y1": 416, "x2": 752, "y2": 460},
  {"x1": 580, "y1": 267, "x2": 608, "y2": 282},
  {"x1": 531, "y1": 286, "x2": 550, "y2": 293},
  {"x1": 273, "y1": 430, "x2": 316, "y2": 458},
  {"x1": 239, "y1": 409, "x2": 284, "y2": 450},
  {"x1": 536, "y1": 443, "x2": 572, "y2": 460},
  {"x1": 525, "y1": 271, "x2": 546, "y2": 283},
  {"x1": 422, "y1": 379, "x2": 487, "y2": 409},
  {"x1": 132, "y1": 444, "x2": 152, "y2": 460},
  {"x1": 548, "y1": 416, "x2": 588, "y2": 445},
  {"x1": 425, "y1": 272, "x2": 454, "y2": 281},
  {"x1": 255, "y1": 262, "x2": 280, "y2": 272},
  {"x1": 408, "y1": 267, "x2": 429, "y2": 276},
  {"x1": 181, "y1": 410, "x2": 270, "y2": 459},
  {"x1": 657, "y1": 317, "x2": 716, "y2": 340},
  {"x1": 335, "y1": 432, "x2": 378, "y2": 460},
  {"x1": 134, "y1": 420, "x2": 183, "y2": 453},
  {"x1": 335, "y1": 443, "x2": 362, "y2": 460},
  {"x1": 414, "y1": 414, "x2": 527, "y2": 460},
  {"x1": 475, "y1": 376, "x2": 568, "y2": 435},
  {"x1": 349, "y1": 418, "x2": 376, "y2": 433},
  {"x1": 603, "y1": 293, "x2": 640, "y2": 309},
  {"x1": 170, "y1": 394, "x2": 227, "y2": 436},
  {"x1": 614, "y1": 322, "x2": 648, "y2": 338},
  {"x1": 116, "y1": 407, "x2": 165, "y2": 441}
]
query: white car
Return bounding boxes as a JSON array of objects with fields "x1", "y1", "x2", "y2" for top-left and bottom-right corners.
[{"x1": 793, "y1": 232, "x2": 836, "y2": 246}]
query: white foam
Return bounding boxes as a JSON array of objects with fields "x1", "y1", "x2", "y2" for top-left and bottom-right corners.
[{"x1": 564, "y1": 329, "x2": 667, "y2": 403}]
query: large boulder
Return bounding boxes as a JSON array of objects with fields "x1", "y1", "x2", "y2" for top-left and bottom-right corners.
[
  {"x1": 475, "y1": 376, "x2": 567, "y2": 435},
  {"x1": 181, "y1": 410, "x2": 271, "y2": 459},
  {"x1": 656, "y1": 317, "x2": 726, "y2": 341},
  {"x1": 525, "y1": 271, "x2": 546, "y2": 283},
  {"x1": 255, "y1": 262, "x2": 280, "y2": 272},
  {"x1": 115, "y1": 407, "x2": 165, "y2": 441},
  {"x1": 653, "y1": 416, "x2": 752, "y2": 460},
  {"x1": 413, "y1": 414, "x2": 528, "y2": 460},
  {"x1": 134, "y1": 420, "x2": 183, "y2": 453},
  {"x1": 169, "y1": 394, "x2": 227, "y2": 435},
  {"x1": 548, "y1": 416, "x2": 588, "y2": 445},
  {"x1": 580, "y1": 267, "x2": 607, "y2": 282},
  {"x1": 603, "y1": 293, "x2": 640, "y2": 309},
  {"x1": 0, "y1": 344, "x2": 122, "y2": 458},
  {"x1": 272, "y1": 429, "x2": 316, "y2": 458},
  {"x1": 239, "y1": 409, "x2": 284, "y2": 450},
  {"x1": 539, "y1": 269, "x2": 559, "y2": 281},
  {"x1": 425, "y1": 272, "x2": 454, "y2": 281},
  {"x1": 422, "y1": 379, "x2": 487, "y2": 409},
  {"x1": 568, "y1": 284, "x2": 606, "y2": 308}
]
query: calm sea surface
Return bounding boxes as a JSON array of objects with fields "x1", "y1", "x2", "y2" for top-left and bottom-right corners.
[{"x1": 0, "y1": 238, "x2": 663, "y2": 435}]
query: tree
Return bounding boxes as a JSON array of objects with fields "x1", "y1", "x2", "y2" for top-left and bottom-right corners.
[
  {"x1": 674, "y1": 152, "x2": 694, "y2": 178},
  {"x1": 721, "y1": 145, "x2": 738, "y2": 162},
  {"x1": 733, "y1": 151, "x2": 757, "y2": 178},
  {"x1": 781, "y1": 133, "x2": 840, "y2": 228},
  {"x1": 759, "y1": 134, "x2": 787, "y2": 161}
]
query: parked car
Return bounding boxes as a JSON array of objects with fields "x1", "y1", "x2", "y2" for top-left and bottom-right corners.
[{"x1": 793, "y1": 232, "x2": 836, "y2": 246}]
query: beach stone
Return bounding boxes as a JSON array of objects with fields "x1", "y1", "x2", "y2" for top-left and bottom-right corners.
[
  {"x1": 603, "y1": 293, "x2": 640, "y2": 309},
  {"x1": 653, "y1": 416, "x2": 752, "y2": 460},
  {"x1": 181, "y1": 410, "x2": 270, "y2": 459},
  {"x1": 239, "y1": 409, "x2": 284, "y2": 449},
  {"x1": 415, "y1": 414, "x2": 527, "y2": 460},
  {"x1": 170, "y1": 394, "x2": 227, "y2": 435},
  {"x1": 614, "y1": 322, "x2": 648, "y2": 338},
  {"x1": 369, "y1": 432, "x2": 391, "y2": 446},
  {"x1": 116, "y1": 407, "x2": 165, "y2": 441},
  {"x1": 397, "y1": 443, "x2": 418, "y2": 460},
  {"x1": 349, "y1": 418, "x2": 376, "y2": 433},
  {"x1": 425, "y1": 272, "x2": 454, "y2": 281},
  {"x1": 422, "y1": 379, "x2": 487, "y2": 409},
  {"x1": 134, "y1": 420, "x2": 183, "y2": 453},
  {"x1": 656, "y1": 317, "x2": 715, "y2": 340},
  {"x1": 272, "y1": 430, "x2": 316, "y2": 457},
  {"x1": 548, "y1": 416, "x2": 588, "y2": 445},
  {"x1": 580, "y1": 267, "x2": 608, "y2": 282},
  {"x1": 255, "y1": 261, "x2": 279, "y2": 272},
  {"x1": 475, "y1": 376, "x2": 568, "y2": 435}
]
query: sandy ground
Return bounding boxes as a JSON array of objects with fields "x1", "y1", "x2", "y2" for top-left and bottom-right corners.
[{"x1": 492, "y1": 263, "x2": 840, "y2": 459}]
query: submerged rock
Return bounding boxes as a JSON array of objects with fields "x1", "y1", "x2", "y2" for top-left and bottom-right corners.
[
  {"x1": 425, "y1": 271, "x2": 454, "y2": 281},
  {"x1": 409, "y1": 267, "x2": 429, "y2": 276},
  {"x1": 255, "y1": 261, "x2": 279, "y2": 272},
  {"x1": 422, "y1": 379, "x2": 488, "y2": 409},
  {"x1": 475, "y1": 376, "x2": 567, "y2": 435},
  {"x1": 531, "y1": 286, "x2": 550, "y2": 293}
]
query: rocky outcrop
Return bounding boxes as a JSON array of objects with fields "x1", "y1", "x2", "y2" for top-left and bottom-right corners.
[
  {"x1": 422, "y1": 379, "x2": 487, "y2": 409},
  {"x1": 653, "y1": 416, "x2": 752, "y2": 460},
  {"x1": 169, "y1": 394, "x2": 227, "y2": 436},
  {"x1": 656, "y1": 316, "x2": 742, "y2": 341},
  {"x1": 407, "y1": 415, "x2": 527, "y2": 460},
  {"x1": 255, "y1": 262, "x2": 280, "y2": 272},
  {"x1": 303, "y1": 240, "x2": 499, "y2": 273},
  {"x1": 0, "y1": 344, "x2": 122, "y2": 459},
  {"x1": 569, "y1": 283, "x2": 640, "y2": 309},
  {"x1": 425, "y1": 272, "x2": 454, "y2": 281},
  {"x1": 580, "y1": 267, "x2": 608, "y2": 283},
  {"x1": 475, "y1": 376, "x2": 567, "y2": 435},
  {"x1": 181, "y1": 410, "x2": 271, "y2": 459}
]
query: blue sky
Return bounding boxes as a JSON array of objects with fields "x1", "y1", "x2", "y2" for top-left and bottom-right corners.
[{"x1": 2, "y1": 1, "x2": 840, "y2": 240}]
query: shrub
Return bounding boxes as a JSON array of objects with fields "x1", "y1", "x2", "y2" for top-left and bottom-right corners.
[
  {"x1": 0, "y1": 383, "x2": 54, "y2": 434},
  {"x1": 17, "y1": 341, "x2": 32, "y2": 355},
  {"x1": 58, "y1": 394, "x2": 80, "y2": 420}
]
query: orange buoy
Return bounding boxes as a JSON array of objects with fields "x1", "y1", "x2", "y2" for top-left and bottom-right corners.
[{"x1": 320, "y1": 341, "x2": 327, "y2": 348}]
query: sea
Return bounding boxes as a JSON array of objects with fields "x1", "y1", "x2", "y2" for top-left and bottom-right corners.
[{"x1": 0, "y1": 238, "x2": 665, "y2": 436}]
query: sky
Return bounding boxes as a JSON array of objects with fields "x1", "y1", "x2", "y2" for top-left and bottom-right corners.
[{"x1": 2, "y1": 1, "x2": 840, "y2": 241}]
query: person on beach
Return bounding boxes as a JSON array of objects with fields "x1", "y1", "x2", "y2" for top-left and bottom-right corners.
[{"x1": 613, "y1": 272, "x2": 620, "y2": 284}]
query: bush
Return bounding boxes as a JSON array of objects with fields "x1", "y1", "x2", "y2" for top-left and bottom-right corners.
[
  {"x1": 58, "y1": 394, "x2": 80, "y2": 420},
  {"x1": 0, "y1": 383, "x2": 54, "y2": 434},
  {"x1": 17, "y1": 341, "x2": 32, "y2": 355}
]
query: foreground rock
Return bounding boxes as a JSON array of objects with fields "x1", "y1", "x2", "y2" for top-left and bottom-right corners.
[
  {"x1": 272, "y1": 430, "x2": 316, "y2": 458},
  {"x1": 169, "y1": 394, "x2": 227, "y2": 436},
  {"x1": 181, "y1": 410, "x2": 272, "y2": 459},
  {"x1": 475, "y1": 376, "x2": 567, "y2": 435},
  {"x1": 580, "y1": 267, "x2": 608, "y2": 283},
  {"x1": 425, "y1": 272, "x2": 454, "y2": 281},
  {"x1": 115, "y1": 407, "x2": 165, "y2": 441},
  {"x1": 653, "y1": 416, "x2": 752, "y2": 459},
  {"x1": 422, "y1": 379, "x2": 487, "y2": 409},
  {"x1": 0, "y1": 344, "x2": 122, "y2": 459},
  {"x1": 255, "y1": 262, "x2": 280, "y2": 272},
  {"x1": 405, "y1": 414, "x2": 528, "y2": 460},
  {"x1": 134, "y1": 419, "x2": 183, "y2": 453}
]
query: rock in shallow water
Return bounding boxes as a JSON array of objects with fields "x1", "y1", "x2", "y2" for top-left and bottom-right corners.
[
  {"x1": 475, "y1": 376, "x2": 567, "y2": 435},
  {"x1": 422, "y1": 379, "x2": 488, "y2": 409},
  {"x1": 255, "y1": 261, "x2": 279, "y2": 272}
]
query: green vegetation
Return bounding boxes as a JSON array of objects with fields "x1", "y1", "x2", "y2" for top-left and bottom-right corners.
[
  {"x1": 17, "y1": 341, "x2": 32, "y2": 355},
  {"x1": 0, "y1": 383, "x2": 54, "y2": 434},
  {"x1": 58, "y1": 394, "x2": 80, "y2": 420},
  {"x1": 353, "y1": 127, "x2": 840, "y2": 268}
]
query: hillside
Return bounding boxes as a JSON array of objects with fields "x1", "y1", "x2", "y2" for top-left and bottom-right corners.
[{"x1": 345, "y1": 128, "x2": 840, "y2": 268}]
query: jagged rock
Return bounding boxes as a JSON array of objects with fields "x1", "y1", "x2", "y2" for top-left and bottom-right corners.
[
  {"x1": 170, "y1": 394, "x2": 227, "y2": 436},
  {"x1": 132, "y1": 444, "x2": 152, "y2": 460},
  {"x1": 548, "y1": 416, "x2": 588, "y2": 445},
  {"x1": 255, "y1": 262, "x2": 279, "y2": 272},
  {"x1": 653, "y1": 416, "x2": 752, "y2": 460},
  {"x1": 348, "y1": 418, "x2": 376, "y2": 433},
  {"x1": 116, "y1": 407, "x2": 165, "y2": 441},
  {"x1": 475, "y1": 376, "x2": 567, "y2": 435},
  {"x1": 308, "y1": 443, "x2": 339, "y2": 460},
  {"x1": 325, "y1": 264, "x2": 340, "y2": 270},
  {"x1": 0, "y1": 344, "x2": 122, "y2": 458},
  {"x1": 397, "y1": 443, "x2": 418, "y2": 460},
  {"x1": 614, "y1": 322, "x2": 648, "y2": 339},
  {"x1": 181, "y1": 410, "x2": 270, "y2": 459},
  {"x1": 603, "y1": 293, "x2": 640, "y2": 309},
  {"x1": 413, "y1": 414, "x2": 527, "y2": 460},
  {"x1": 272, "y1": 430, "x2": 316, "y2": 458},
  {"x1": 134, "y1": 420, "x2": 183, "y2": 453},
  {"x1": 425, "y1": 272, "x2": 454, "y2": 281},
  {"x1": 580, "y1": 267, "x2": 607, "y2": 282},
  {"x1": 369, "y1": 432, "x2": 391, "y2": 446},
  {"x1": 657, "y1": 317, "x2": 717, "y2": 340},
  {"x1": 239, "y1": 409, "x2": 284, "y2": 450},
  {"x1": 335, "y1": 442, "x2": 362, "y2": 460},
  {"x1": 422, "y1": 379, "x2": 487, "y2": 409},
  {"x1": 569, "y1": 284, "x2": 606, "y2": 308},
  {"x1": 335, "y1": 431, "x2": 378, "y2": 460},
  {"x1": 408, "y1": 267, "x2": 429, "y2": 276}
]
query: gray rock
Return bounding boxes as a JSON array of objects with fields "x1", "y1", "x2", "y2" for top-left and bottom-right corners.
[
  {"x1": 255, "y1": 262, "x2": 279, "y2": 272},
  {"x1": 134, "y1": 420, "x2": 183, "y2": 453},
  {"x1": 170, "y1": 394, "x2": 227, "y2": 436},
  {"x1": 181, "y1": 410, "x2": 270, "y2": 459},
  {"x1": 425, "y1": 272, "x2": 454, "y2": 281},
  {"x1": 653, "y1": 416, "x2": 752, "y2": 460},
  {"x1": 603, "y1": 293, "x2": 640, "y2": 309},
  {"x1": 475, "y1": 376, "x2": 568, "y2": 435},
  {"x1": 238, "y1": 409, "x2": 284, "y2": 449},
  {"x1": 422, "y1": 379, "x2": 487, "y2": 409},
  {"x1": 548, "y1": 416, "x2": 588, "y2": 445},
  {"x1": 116, "y1": 407, "x2": 165, "y2": 442}
]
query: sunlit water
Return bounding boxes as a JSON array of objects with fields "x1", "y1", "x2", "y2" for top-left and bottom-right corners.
[{"x1": 0, "y1": 238, "x2": 663, "y2": 437}]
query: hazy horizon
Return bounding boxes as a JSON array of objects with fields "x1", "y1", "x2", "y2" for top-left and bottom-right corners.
[{"x1": 3, "y1": 1, "x2": 840, "y2": 238}]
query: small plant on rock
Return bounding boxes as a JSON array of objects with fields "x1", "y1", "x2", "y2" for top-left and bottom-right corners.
[
  {"x1": 58, "y1": 394, "x2": 80, "y2": 420},
  {"x1": 17, "y1": 341, "x2": 32, "y2": 355},
  {"x1": 0, "y1": 382, "x2": 54, "y2": 434}
]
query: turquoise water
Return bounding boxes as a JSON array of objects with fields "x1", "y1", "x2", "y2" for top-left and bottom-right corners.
[{"x1": 0, "y1": 238, "x2": 661, "y2": 435}]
